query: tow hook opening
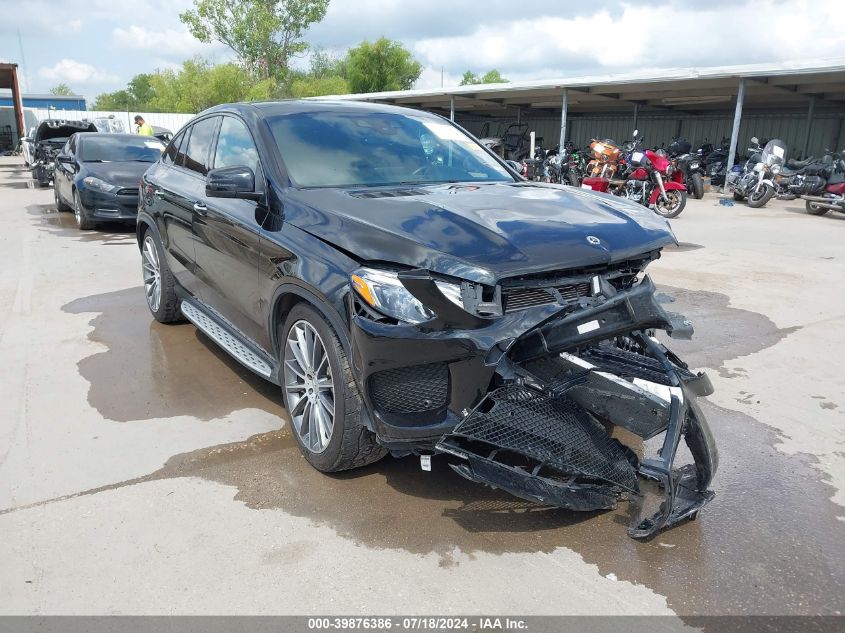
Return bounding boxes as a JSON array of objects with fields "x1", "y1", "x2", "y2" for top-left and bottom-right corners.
[{"x1": 437, "y1": 315, "x2": 718, "y2": 540}]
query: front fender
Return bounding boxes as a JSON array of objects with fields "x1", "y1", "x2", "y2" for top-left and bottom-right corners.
[{"x1": 648, "y1": 181, "x2": 685, "y2": 204}]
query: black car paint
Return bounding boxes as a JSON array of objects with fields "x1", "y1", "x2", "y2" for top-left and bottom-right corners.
[
  {"x1": 54, "y1": 133, "x2": 160, "y2": 223},
  {"x1": 138, "y1": 100, "x2": 717, "y2": 539}
]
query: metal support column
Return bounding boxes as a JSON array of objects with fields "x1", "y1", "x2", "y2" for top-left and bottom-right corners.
[
  {"x1": 559, "y1": 89, "x2": 568, "y2": 151},
  {"x1": 801, "y1": 96, "x2": 816, "y2": 159},
  {"x1": 723, "y1": 78, "x2": 745, "y2": 193},
  {"x1": 633, "y1": 103, "x2": 639, "y2": 132},
  {"x1": 449, "y1": 95, "x2": 455, "y2": 122}
]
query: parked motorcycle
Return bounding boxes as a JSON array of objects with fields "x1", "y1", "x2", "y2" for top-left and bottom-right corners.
[
  {"x1": 667, "y1": 138, "x2": 705, "y2": 199},
  {"x1": 797, "y1": 149, "x2": 845, "y2": 216},
  {"x1": 582, "y1": 132, "x2": 687, "y2": 218},
  {"x1": 703, "y1": 137, "x2": 732, "y2": 187},
  {"x1": 586, "y1": 137, "x2": 623, "y2": 178},
  {"x1": 726, "y1": 137, "x2": 786, "y2": 208},
  {"x1": 543, "y1": 145, "x2": 581, "y2": 186}
]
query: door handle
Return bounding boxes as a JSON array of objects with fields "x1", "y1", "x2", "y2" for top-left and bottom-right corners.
[{"x1": 193, "y1": 202, "x2": 208, "y2": 215}]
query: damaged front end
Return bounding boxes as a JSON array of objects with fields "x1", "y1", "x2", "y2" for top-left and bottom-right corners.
[
  {"x1": 30, "y1": 120, "x2": 97, "y2": 186},
  {"x1": 349, "y1": 257, "x2": 717, "y2": 540}
]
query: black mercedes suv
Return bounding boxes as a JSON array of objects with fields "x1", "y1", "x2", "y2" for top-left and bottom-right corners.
[{"x1": 138, "y1": 100, "x2": 718, "y2": 538}]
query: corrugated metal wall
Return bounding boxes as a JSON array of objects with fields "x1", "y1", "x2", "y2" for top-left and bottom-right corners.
[
  {"x1": 28, "y1": 109, "x2": 196, "y2": 136},
  {"x1": 458, "y1": 112, "x2": 845, "y2": 159}
]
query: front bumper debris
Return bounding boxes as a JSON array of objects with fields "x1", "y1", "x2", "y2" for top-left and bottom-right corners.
[
  {"x1": 351, "y1": 268, "x2": 718, "y2": 539},
  {"x1": 435, "y1": 277, "x2": 717, "y2": 540}
]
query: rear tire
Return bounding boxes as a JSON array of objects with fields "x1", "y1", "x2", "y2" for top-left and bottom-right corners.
[
  {"x1": 567, "y1": 171, "x2": 580, "y2": 187},
  {"x1": 747, "y1": 184, "x2": 774, "y2": 208},
  {"x1": 805, "y1": 200, "x2": 829, "y2": 216},
  {"x1": 733, "y1": 192, "x2": 745, "y2": 201},
  {"x1": 690, "y1": 173, "x2": 704, "y2": 199},
  {"x1": 54, "y1": 186, "x2": 71, "y2": 212},
  {"x1": 141, "y1": 228, "x2": 182, "y2": 323},
  {"x1": 281, "y1": 303, "x2": 387, "y2": 473}
]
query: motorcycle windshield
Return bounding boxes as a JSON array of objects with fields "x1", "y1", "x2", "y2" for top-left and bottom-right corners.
[{"x1": 761, "y1": 139, "x2": 787, "y2": 167}]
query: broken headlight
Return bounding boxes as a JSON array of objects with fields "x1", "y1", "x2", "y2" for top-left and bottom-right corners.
[{"x1": 351, "y1": 267, "x2": 462, "y2": 324}]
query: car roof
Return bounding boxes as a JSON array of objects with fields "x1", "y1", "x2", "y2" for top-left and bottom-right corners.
[{"x1": 201, "y1": 99, "x2": 442, "y2": 120}]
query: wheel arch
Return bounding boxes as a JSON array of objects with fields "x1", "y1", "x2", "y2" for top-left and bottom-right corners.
[{"x1": 270, "y1": 283, "x2": 351, "y2": 359}]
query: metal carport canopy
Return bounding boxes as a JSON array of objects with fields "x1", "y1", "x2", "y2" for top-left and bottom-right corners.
[{"x1": 309, "y1": 58, "x2": 845, "y2": 117}]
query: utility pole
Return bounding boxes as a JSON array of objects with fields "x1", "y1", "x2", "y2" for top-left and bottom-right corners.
[{"x1": 17, "y1": 29, "x2": 30, "y2": 93}]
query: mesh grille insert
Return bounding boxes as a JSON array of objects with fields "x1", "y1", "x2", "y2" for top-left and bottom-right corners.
[
  {"x1": 370, "y1": 362, "x2": 449, "y2": 413},
  {"x1": 450, "y1": 385, "x2": 637, "y2": 491}
]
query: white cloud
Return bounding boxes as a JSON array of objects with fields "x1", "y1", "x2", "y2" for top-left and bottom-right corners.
[
  {"x1": 411, "y1": 1, "x2": 845, "y2": 82},
  {"x1": 111, "y1": 25, "x2": 226, "y2": 60},
  {"x1": 37, "y1": 59, "x2": 118, "y2": 84}
]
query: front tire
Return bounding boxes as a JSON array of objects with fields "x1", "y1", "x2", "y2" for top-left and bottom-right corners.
[
  {"x1": 805, "y1": 200, "x2": 829, "y2": 216},
  {"x1": 653, "y1": 189, "x2": 687, "y2": 218},
  {"x1": 281, "y1": 303, "x2": 386, "y2": 473},
  {"x1": 141, "y1": 229, "x2": 182, "y2": 323},
  {"x1": 747, "y1": 184, "x2": 774, "y2": 208},
  {"x1": 73, "y1": 190, "x2": 94, "y2": 230}
]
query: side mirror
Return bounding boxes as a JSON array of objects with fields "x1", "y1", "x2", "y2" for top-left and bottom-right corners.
[
  {"x1": 750, "y1": 136, "x2": 759, "y2": 144},
  {"x1": 633, "y1": 129, "x2": 639, "y2": 138},
  {"x1": 206, "y1": 165, "x2": 261, "y2": 201},
  {"x1": 57, "y1": 154, "x2": 72, "y2": 164}
]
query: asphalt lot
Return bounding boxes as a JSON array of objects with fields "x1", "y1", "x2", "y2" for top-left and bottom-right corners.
[{"x1": 0, "y1": 155, "x2": 843, "y2": 619}]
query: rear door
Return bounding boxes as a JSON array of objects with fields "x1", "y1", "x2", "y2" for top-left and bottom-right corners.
[{"x1": 193, "y1": 114, "x2": 265, "y2": 346}]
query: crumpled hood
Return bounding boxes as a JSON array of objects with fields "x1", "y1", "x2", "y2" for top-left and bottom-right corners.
[
  {"x1": 83, "y1": 162, "x2": 151, "y2": 190},
  {"x1": 34, "y1": 120, "x2": 96, "y2": 142},
  {"x1": 285, "y1": 182, "x2": 675, "y2": 285}
]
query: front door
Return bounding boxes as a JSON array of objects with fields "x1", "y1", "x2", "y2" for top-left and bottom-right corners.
[{"x1": 193, "y1": 115, "x2": 265, "y2": 347}]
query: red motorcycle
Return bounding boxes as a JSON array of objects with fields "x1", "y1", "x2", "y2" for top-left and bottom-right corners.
[{"x1": 581, "y1": 134, "x2": 688, "y2": 218}]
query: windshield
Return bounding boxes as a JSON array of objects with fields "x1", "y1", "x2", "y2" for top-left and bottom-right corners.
[
  {"x1": 267, "y1": 111, "x2": 514, "y2": 188},
  {"x1": 761, "y1": 139, "x2": 786, "y2": 166},
  {"x1": 79, "y1": 136, "x2": 164, "y2": 162}
]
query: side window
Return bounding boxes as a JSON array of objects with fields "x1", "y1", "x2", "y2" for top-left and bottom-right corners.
[
  {"x1": 183, "y1": 117, "x2": 219, "y2": 176},
  {"x1": 163, "y1": 130, "x2": 186, "y2": 165},
  {"x1": 213, "y1": 116, "x2": 260, "y2": 178}
]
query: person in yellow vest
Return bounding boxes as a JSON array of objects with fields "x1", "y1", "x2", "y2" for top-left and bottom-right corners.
[{"x1": 134, "y1": 115, "x2": 154, "y2": 136}]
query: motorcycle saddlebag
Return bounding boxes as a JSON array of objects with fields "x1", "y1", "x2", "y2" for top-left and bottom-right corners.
[{"x1": 790, "y1": 175, "x2": 826, "y2": 195}]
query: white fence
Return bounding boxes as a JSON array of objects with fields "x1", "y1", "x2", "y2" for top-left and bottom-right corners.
[{"x1": 28, "y1": 109, "x2": 196, "y2": 136}]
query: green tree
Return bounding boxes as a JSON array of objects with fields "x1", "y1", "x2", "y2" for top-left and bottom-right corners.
[
  {"x1": 345, "y1": 38, "x2": 421, "y2": 93},
  {"x1": 459, "y1": 70, "x2": 479, "y2": 86},
  {"x1": 288, "y1": 74, "x2": 348, "y2": 97},
  {"x1": 92, "y1": 89, "x2": 131, "y2": 111},
  {"x1": 49, "y1": 83, "x2": 74, "y2": 96},
  {"x1": 180, "y1": 0, "x2": 330, "y2": 79},
  {"x1": 460, "y1": 69, "x2": 508, "y2": 86},
  {"x1": 481, "y1": 69, "x2": 508, "y2": 84}
]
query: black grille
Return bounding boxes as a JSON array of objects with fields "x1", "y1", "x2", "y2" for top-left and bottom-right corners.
[
  {"x1": 116, "y1": 188, "x2": 139, "y2": 196},
  {"x1": 450, "y1": 385, "x2": 638, "y2": 491},
  {"x1": 502, "y1": 282, "x2": 591, "y2": 312},
  {"x1": 370, "y1": 362, "x2": 449, "y2": 413}
]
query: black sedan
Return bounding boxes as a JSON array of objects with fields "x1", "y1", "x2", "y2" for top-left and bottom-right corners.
[
  {"x1": 54, "y1": 133, "x2": 164, "y2": 230},
  {"x1": 137, "y1": 100, "x2": 717, "y2": 539}
]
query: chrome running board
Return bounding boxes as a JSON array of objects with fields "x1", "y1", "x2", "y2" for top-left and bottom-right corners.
[{"x1": 181, "y1": 300, "x2": 273, "y2": 378}]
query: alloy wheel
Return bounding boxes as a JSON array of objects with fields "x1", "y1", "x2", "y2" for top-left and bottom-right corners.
[
  {"x1": 142, "y1": 235, "x2": 161, "y2": 313},
  {"x1": 74, "y1": 192, "x2": 82, "y2": 226},
  {"x1": 284, "y1": 320, "x2": 335, "y2": 454}
]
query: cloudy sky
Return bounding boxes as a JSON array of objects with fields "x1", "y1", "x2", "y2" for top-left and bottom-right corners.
[{"x1": 1, "y1": 0, "x2": 843, "y2": 102}]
